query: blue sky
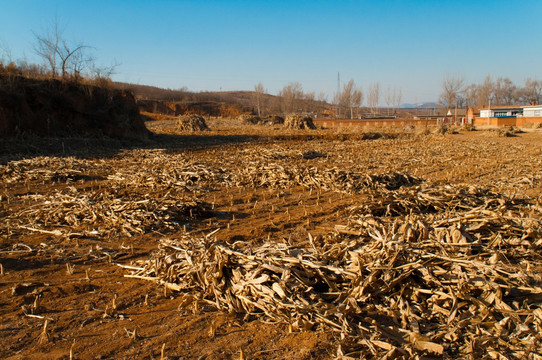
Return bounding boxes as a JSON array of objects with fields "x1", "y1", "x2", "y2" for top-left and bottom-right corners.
[{"x1": 1, "y1": 0, "x2": 541, "y2": 103}]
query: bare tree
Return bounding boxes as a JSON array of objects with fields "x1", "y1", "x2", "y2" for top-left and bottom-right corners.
[
  {"x1": 303, "y1": 91, "x2": 316, "y2": 113},
  {"x1": 493, "y1": 77, "x2": 517, "y2": 105},
  {"x1": 462, "y1": 76, "x2": 542, "y2": 108},
  {"x1": 463, "y1": 83, "x2": 478, "y2": 107},
  {"x1": 367, "y1": 82, "x2": 380, "y2": 115},
  {"x1": 439, "y1": 74, "x2": 464, "y2": 109},
  {"x1": 351, "y1": 88, "x2": 362, "y2": 119},
  {"x1": 384, "y1": 86, "x2": 393, "y2": 115},
  {"x1": 278, "y1": 82, "x2": 303, "y2": 114},
  {"x1": 524, "y1": 78, "x2": 542, "y2": 104},
  {"x1": 253, "y1": 82, "x2": 266, "y2": 116},
  {"x1": 59, "y1": 41, "x2": 91, "y2": 78},
  {"x1": 317, "y1": 92, "x2": 328, "y2": 103},
  {"x1": 392, "y1": 87, "x2": 402, "y2": 114},
  {"x1": 33, "y1": 22, "x2": 60, "y2": 77},
  {"x1": 0, "y1": 41, "x2": 13, "y2": 65},
  {"x1": 476, "y1": 75, "x2": 494, "y2": 106},
  {"x1": 33, "y1": 19, "x2": 92, "y2": 79},
  {"x1": 334, "y1": 79, "x2": 363, "y2": 119},
  {"x1": 91, "y1": 60, "x2": 120, "y2": 87}
]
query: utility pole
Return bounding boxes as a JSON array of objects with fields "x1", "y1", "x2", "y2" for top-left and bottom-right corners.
[
  {"x1": 488, "y1": 96, "x2": 491, "y2": 125},
  {"x1": 337, "y1": 72, "x2": 341, "y2": 96},
  {"x1": 454, "y1": 102, "x2": 457, "y2": 125},
  {"x1": 336, "y1": 72, "x2": 340, "y2": 118},
  {"x1": 466, "y1": 98, "x2": 469, "y2": 125}
]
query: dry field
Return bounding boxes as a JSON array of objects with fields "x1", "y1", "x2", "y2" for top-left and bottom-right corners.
[{"x1": 1, "y1": 121, "x2": 542, "y2": 359}]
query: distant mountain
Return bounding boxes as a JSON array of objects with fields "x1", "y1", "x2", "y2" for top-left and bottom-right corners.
[{"x1": 400, "y1": 102, "x2": 439, "y2": 109}]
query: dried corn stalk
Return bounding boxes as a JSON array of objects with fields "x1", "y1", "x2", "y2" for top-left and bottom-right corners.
[{"x1": 127, "y1": 182, "x2": 542, "y2": 358}]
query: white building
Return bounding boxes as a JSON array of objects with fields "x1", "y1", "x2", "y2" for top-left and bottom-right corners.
[
  {"x1": 521, "y1": 105, "x2": 542, "y2": 117},
  {"x1": 479, "y1": 106, "x2": 523, "y2": 118}
]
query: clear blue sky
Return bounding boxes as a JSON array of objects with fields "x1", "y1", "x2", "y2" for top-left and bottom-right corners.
[{"x1": 1, "y1": 0, "x2": 541, "y2": 103}]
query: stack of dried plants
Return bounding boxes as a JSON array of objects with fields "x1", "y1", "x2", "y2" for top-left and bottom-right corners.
[
  {"x1": 126, "y1": 182, "x2": 542, "y2": 358},
  {"x1": 284, "y1": 115, "x2": 316, "y2": 130},
  {"x1": 177, "y1": 115, "x2": 209, "y2": 132},
  {"x1": 2, "y1": 186, "x2": 208, "y2": 237}
]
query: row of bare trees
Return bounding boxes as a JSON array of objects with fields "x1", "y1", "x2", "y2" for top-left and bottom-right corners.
[
  {"x1": 335, "y1": 79, "x2": 363, "y2": 118},
  {"x1": 251, "y1": 79, "x2": 402, "y2": 118},
  {"x1": 251, "y1": 82, "x2": 328, "y2": 116},
  {"x1": 333, "y1": 81, "x2": 402, "y2": 119},
  {"x1": 440, "y1": 74, "x2": 542, "y2": 109}
]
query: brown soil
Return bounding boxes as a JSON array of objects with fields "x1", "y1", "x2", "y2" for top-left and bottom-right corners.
[{"x1": 1, "y1": 121, "x2": 542, "y2": 359}]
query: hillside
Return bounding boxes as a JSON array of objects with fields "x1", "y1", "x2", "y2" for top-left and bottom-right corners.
[
  {"x1": 115, "y1": 82, "x2": 279, "y2": 113},
  {"x1": 114, "y1": 82, "x2": 333, "y2": 117}
]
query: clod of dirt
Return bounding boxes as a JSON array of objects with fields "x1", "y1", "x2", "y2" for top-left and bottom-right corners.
[
  {"x1": 284, "y1": 115, "x2": 316, "y2": 129},
  {"x1": 177, "y1": 115, "x2": 209, "y2": 131}
]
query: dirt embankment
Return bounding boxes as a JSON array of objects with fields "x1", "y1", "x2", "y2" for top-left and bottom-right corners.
[
  {"x1": 0, "y1": 75, "x2": 150, "y2": 140},
  {"x1": 137, "y1": 99, "x2": 246, "y2": 118}
]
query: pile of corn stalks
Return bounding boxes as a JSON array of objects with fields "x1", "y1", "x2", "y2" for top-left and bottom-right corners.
[
  {"x1": 284, "y1": 115, "x2": 316, "y2": 129},
  {"x1": 101, "y1": 154, "x2": 421, "y2": 193},
  {"x1": 177, "y1": 114, "x2": 209, "y2": 132},
  {"x1": 2, "y1": 186, "x2": 208, "y2": 237},
  {"x1": 0, "y1": 156, "x2": 94, "y2": 183},
  {"x1": 235, "y1": 164, "x2": 419, "y2": 192},
  {"x1": 127, "y1": 183, "x2": 542, "y2": 358}
]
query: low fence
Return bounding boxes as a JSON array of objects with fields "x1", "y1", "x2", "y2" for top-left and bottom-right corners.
[
  {"x1": 473, "y1": 116, "x2": 542, "y2": 127},
  {"x1": 314, "y1": 116, "x2": 540, "y2": 129},
  {"x1": 313, "y1": 118, "x2": 437, "y2": 128},
  {"x1": 517, "y1": 116, "x2": 542, "y2": 127},
  {"x1": 473, "y1": 117, "x2": 516, "y2": 127}
]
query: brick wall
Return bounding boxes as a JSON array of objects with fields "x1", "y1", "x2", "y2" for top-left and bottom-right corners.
[
  {"x1": 313, "y1": 119, "x2": 437, "y2": 128},
  {"x1": 473, "y1": 116, "x2": 542, "y2": 127},
  {"x1": 473, "y1": 117, "x2": 517, "y2": 126},
  {"x1": 517, "y1": 117, "x2": 542, "y2": 127}
]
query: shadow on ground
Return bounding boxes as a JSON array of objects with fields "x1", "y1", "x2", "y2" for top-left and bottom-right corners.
[
  {"x1": 0, "y1": 125, "x2": 405, "y2": 163},
  {"x1": 0, "y1": 133, "x2": 260, "y2": 163}
]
